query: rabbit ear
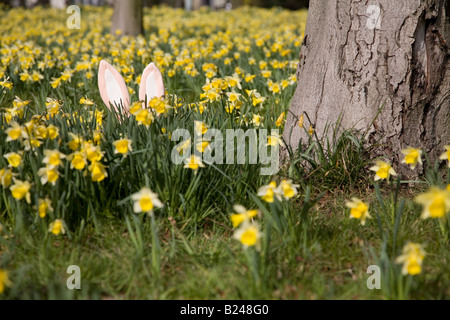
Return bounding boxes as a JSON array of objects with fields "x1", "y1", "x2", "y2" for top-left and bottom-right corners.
[
  {"x1": 98, "y1": 60, "x2": 130, "y2": 115},
  {"x1": 139, "y1": 62, "x2": 165, "y2": 106}
]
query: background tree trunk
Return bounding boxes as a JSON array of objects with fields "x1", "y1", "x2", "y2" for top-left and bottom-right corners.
[
  {"x1": 111, "y1": 0, "x2": 143, "y2": 37},
  {"x1": 283, "y1": 0, "x2": 450, "y2": 175}
]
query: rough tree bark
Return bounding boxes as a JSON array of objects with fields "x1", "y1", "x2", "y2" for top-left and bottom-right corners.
[
  {"x1": 111, "y1": 0, "x2": 143, "y2": 37},
  {"x1": 283, "y1": 0, "x2": 450, "y2": 175}
]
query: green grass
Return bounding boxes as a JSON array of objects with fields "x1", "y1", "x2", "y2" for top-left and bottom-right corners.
[{"x1": 0, "y1": 5, "x2": 449, "y2": 300}]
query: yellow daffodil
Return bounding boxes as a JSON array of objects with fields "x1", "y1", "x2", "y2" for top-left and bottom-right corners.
[
  {"x1": 233, "y1": 221, "x2": 261, "y2": 249},
  {"x1": 45, "y1": 98, "x2": 61, "y2": 117},
  {"x1": 414, "y1": 186, "x2": 450, "y2": 219},
  {"x1": 5, "y1": 121, "x2": 27, "y2": 142},
  {"x1": 195, "y1": 141, "x2": 210, "y2": 153},
  {"x1": 252, "y1": 114, "x2": 263, "y2": 127},
  {"x1": 194, "y1": 121, "x2": 209, "y2": 136},
  {"x1": 93, "y1": 130, "x2": 103, "y2": 145},
  {"x1": 183, "y1": 155, "x2": 205, "y2": 172},
  {"x1": 226, "y1": 91, "x2": 241, "y2": 103},
  {"x1": 0, "y1": 269, "x2": 12, "y2": 294},
  {"x1": 80, "y1": 97, "x2": 94, "y2": 105},
  {"x1": 131, "y1": 187, "x2": 164, "y2": 214},
  {"x1": 49, "y1": 219, "x2": 65, "y2": 235},
  {"x1": 10, "y1": 179, "x2": 32, "y2": 203},
  {"x1": 369, "y1": 160, "x2": 397, "y2": 181},
  {"x1": 298, "y1": 114, "x2": 304, "y2": 129},
  {"x1": 37, "y1": 198, "x2": 52, "y2": 218},
  {"x1": 4, "y1": 152, "x2": 22, "y2": 168},
  {"x1": 439, "y1": 145, "x2": 450, "y2": 167},
  {"x1": 345, "y1": 198, "x2": 371, "y2": 225},
  {"x1": 67, "y1": 151, "x2": 87, "y2": 170},
  {"x1": 148, "y1": 97, "x2": 169, "y2": 115},
  {"x1": 43, "y1": 149, "x2": 66, "y2": 167},
  {"x1": 0, "y1": 168, "x2": 14, "y2": 187},
  {"x1": 230, "y1": 205, "x2": 259, "y2": 228},
  {"x1": 275, "y1": 112, "x2": 285, "y2": 127},
  {"x1": 134, "y1": 108, "x2": 154, "y2": 127},
  {"x1": 267, "y1": 133, "x2": 284, "y2": 147},
  {"x1": 113, "y1": 138, "x2": 132, "y2": 157},
  {"x1": 395, "y1": 242, "x2": 426, "y2": 276},
  {"x1": 257, "y1": 181, "x2": 281, "y2": 203},
  {"x1": 129, "y1": 101, "x2": 142, "y2": 115},
  {"x1": 68, "y1": 133, "x2": 83, "y2": 151},
  {"x1": 276, "y1": 179, "x2": 299, "y2": 200},
  {"x1": 46, "y1": 125, "x2": 59, "y2": 140},
  {"x1": 89, "y1": 161, "x2": 107, "y2": 182},
  {"x1": 38, "y1": 166, "x2": 60, "y2": 185},
  {"x1": 83, "y1": 141, "x2": 103, "y2": 162},
  {"x1": 401, "y1": 147, "x2": 422, "y2": 170}
]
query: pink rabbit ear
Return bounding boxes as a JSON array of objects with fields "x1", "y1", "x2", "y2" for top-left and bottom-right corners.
[
  {"x1": 139, "y1": 62, "x2": 165, "y2": 107},
  {"x1": 98, "y1": 60, "x2": 131, "y2": 115}
]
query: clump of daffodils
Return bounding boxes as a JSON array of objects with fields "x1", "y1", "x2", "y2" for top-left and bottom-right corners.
[
  {"x1": 257, "y1": 180, "x2": 299, "y2": 203},
  {"x1": 395, "y1": 242, "x2": 426, "y2": 276}
]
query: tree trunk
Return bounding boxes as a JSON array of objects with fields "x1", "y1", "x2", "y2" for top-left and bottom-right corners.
[
  {"x1": 283, "y1": 0, "x2": 450, "y2": 175},
  {"x1": 111, "y1": 0, "x2": 143, "y2": 37}
]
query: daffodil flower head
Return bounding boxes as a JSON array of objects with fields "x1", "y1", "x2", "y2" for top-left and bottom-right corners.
[
  {"x1": 275, "y1": 111, "x2": 285, "y2": 127},
  {"x1": 414, "y1": 186, "x2": 450, "y2": 219},
  {"x1": 67, "y1": 151, "x2": 87, "y2": 170},
  {"x1": 401, "y1": 147, "x2": 422, "y2": 170},
  {"x1": 439, "y1": 145, "x2": 450, "y2": 168},
  {"x1": 194, "y1": 120, "x2": 209, "y2": 136},
  {"x1": 345, "y1": 198, "x2": 371, "y2": 225},
  {"x1": 298, "y1": 114, "x2": 304, "y2": 129},
  {"x1": 276, "y1": 179, "x2": 299, "y2": 200},
  {"x1": 131, "y1": 187, "x2": 164, "y2": 214},
  {"x1": 183, "y1": 155, "x2": 205, "y2": 172},
  {"x1": 10, "y1": 179, "x2": 32, "y2": 203},
  {"x1": 267, "y1": 133, "x2": 284, "y2": 147},
  {"x1": 49, "y1": 219, "x2": 65, "y2": 235},
  {"x1": 195, "y1": 141, "x2": 210, "y2": 153},
  {"x1": 395, "y1": 242, "x2": 426, "y2": 276},
  {"x1": 0, "y1": 168, "x2": 15, "y2": 188},
  {"x1": 113, "y1": 138, "x2": 132, "y2": 157},
  {"x1": 37, "y1": 198, "x2": 53, "y2": 218},
  {"x1": 5, "y1": 121, "x2": 28, "y2": 142},
  {"x1": 4, "y1": 152, "x2": 23, "y2": 168},
  {"x1": 43, "y1": 149, "x2": 66, "y2": 167},
  {"x1": 0, "y1": 269, "x2": 12, "y2": 294},
  {"x1": 38, "y1": 165, "x2": 60, "y2": 185},
  {"x1": 89, "y1": 161, "x2": 108, "y2": 182},
  {"x1": 369, "y1": 160, "x2": 397, "y2": 181},
  {"x1": 233, "y1": 221, "x2": 262, "y2": 250},
  {"x1": 230, "y1": 205, "x2": 259, "y2": 228},
  {"x1": 257, "y1": 181, "x2": 281, "y2": 203}
]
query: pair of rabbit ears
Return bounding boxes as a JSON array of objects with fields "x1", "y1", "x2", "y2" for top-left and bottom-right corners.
[{"x1": 98, "y1": 60, "x2": 165, "y2": 115}]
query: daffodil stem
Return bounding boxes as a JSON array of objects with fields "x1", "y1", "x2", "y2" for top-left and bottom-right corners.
[
  {"x1": 150, "y1": 212, "x2": 161, "y2": 278},
  {"x1": 246, "y1": 248, "x2": 261, "y2": 289}
]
